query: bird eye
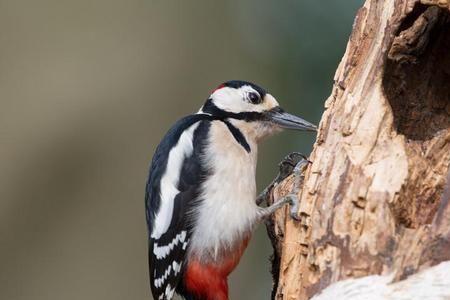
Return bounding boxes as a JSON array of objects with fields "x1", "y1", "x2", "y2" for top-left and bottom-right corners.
[{"x1": 247, "y1": 92, "x2": 261, "y2": 104}]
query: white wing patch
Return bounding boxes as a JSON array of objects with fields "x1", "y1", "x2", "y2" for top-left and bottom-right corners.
[
  {"x1": 152, "y1": 260, "x2": 183, "y2": 296},
  {"x1": 172, "y1": 261, "x2": 182, "y2": 275},
  {"x1": 151, "y1": 123, "x2": 200, "y2": 239},
  {"x1": 154, "y1": 265, "x2": 172, "y2": 289},
  {"x1": 162, "y1": 284, "x2": 175, "y2": 300},
  {"x1": 154, "y1": 261, "x2": 181, "y2": 291},
  {"x1": 153, "y1": 231, "x2": 187, "y2": 259}
]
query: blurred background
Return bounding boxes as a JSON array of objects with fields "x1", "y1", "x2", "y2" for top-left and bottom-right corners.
[{"x1": 0, "y1": 1, "x2": 362, "y2": 299}]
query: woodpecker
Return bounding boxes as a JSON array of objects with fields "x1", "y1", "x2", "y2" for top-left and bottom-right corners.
[{"x1": 145, "y1": 80, "x2": 316, "y2": 300}]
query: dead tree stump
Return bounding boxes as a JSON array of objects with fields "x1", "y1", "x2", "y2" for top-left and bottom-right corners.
[{"x1": 267, "y1": 1, "x2": 450, "y2": 299}]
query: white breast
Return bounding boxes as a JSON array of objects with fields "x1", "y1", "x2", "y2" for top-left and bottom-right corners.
[{"x1": 188, "y1": 120, "x2": 259, "y2": 261}]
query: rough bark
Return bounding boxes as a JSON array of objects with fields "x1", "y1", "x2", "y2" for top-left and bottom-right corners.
[{"x1": 267, "y1": 1, "x2": 450, "y2": 299}]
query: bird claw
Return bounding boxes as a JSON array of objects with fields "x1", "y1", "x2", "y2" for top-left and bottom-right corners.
[
  {"x1": 277, "y1": 152, "x2": 309, "y2": 182},
  {"x1": 286, "y1": 194, "x2": 301, "y2": 221},
  {"x1": 287, "y1": 157, "x2": 311, "y2": 221},
  {"x1": 293, "y1": 157, "x2": 310, "y2": 175},
  {"x1": 256, "y1": 152, "x2": 311, "y2": 210}
]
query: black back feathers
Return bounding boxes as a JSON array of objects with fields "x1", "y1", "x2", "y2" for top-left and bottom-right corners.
[{"x1": 146, "y1": 115, "x2": 212, "y2": 300}]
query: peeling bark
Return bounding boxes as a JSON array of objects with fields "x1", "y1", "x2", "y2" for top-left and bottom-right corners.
[{"x1": 268, "y1": 1, "x2": 450, "y2": 299}]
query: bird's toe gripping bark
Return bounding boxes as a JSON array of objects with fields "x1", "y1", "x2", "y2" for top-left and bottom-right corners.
[
  {"x1": 256, "y1": 153, "x2": 310, "y2": 221},
  {"x1": 256, "y1": 152, "x2": 309, "y2": 206},
  {"x1": 281, "y1": 157, "x2": 309, "y2": 221}
]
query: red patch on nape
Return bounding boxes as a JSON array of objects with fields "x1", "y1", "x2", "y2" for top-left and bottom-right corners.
[{"x1": 212, "y1": 83, "x2": 225, "y2": 93}]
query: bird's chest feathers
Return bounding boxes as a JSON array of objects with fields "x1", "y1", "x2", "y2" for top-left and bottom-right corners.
[
  {"x1": 188, "y1": 121, "x2": 259, "y2": 261},
  {"x1": 205, "y1": 121, "x2": 258, "y2": 200}
]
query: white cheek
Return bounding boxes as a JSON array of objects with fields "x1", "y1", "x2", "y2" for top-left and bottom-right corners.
[{"x1": 211, "y1": 87, "x2": 252, "y2": 113}]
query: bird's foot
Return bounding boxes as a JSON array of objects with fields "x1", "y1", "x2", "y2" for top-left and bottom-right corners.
[
  {"x1": 256, "y1": 152, "x2": 309, "y2": 206},
  {"x1": 287, "y1": 156, "x2": 310, "y2": 220},
  {"x1": 257, "y1": 195, "x2": 293, "y2": 220},
  {"x1": 256, "y1": 153, "x2": 311, "y2": 221}
]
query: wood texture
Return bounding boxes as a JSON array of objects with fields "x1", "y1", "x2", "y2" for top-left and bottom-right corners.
[{"x1": 268, "y1": 1, "x2": 450, "y2": 299}]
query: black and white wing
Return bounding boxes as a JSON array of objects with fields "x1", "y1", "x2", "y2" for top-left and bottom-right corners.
[{"x1": 145, "y1": 115, "x2": 210, "y2": 300}]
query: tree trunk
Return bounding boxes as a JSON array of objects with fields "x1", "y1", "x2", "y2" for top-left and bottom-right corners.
[{"x1": 267, "y1": 1, "x2": 450, "y2": 299}]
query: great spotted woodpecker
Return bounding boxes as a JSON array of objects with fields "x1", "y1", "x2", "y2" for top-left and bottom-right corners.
[{"x1": 145, "y1": 80, "x2": 316, "y2": 300}]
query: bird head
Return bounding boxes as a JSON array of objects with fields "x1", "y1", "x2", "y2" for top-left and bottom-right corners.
[{"x1": 199, "y1": 80, "x2": 316, "y2": 142}]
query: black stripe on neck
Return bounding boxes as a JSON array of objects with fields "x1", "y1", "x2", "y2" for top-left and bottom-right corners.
[
  {"x1": 222, "y1": 120, "x2": 251, "y2": 153},
  {"x1": 201, "y1": 99, "x2": 254, "y2": 153}
]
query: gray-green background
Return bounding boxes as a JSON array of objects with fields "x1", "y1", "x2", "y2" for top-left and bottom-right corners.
[{"x1": 0, "y1": 1, "x2": 362, "y2": 299}]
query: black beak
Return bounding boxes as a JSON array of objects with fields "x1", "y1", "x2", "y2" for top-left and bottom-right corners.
[{"x1": 266, "y1": 107, "x2": 317, "y2": 131}]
